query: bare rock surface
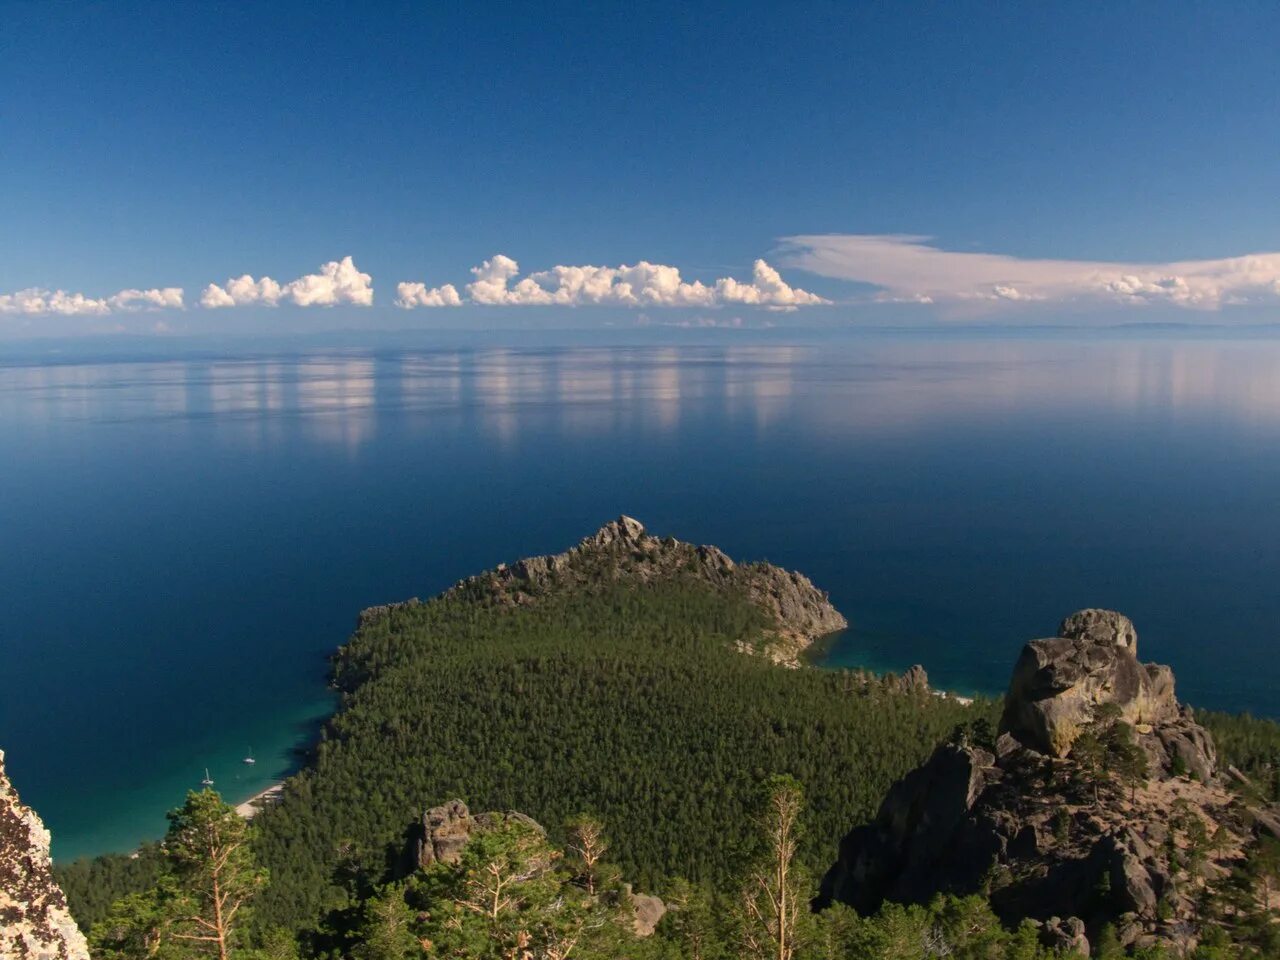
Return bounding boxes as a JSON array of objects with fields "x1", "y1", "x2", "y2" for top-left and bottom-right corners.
[
  {"x1": 415, "y1": 799, "x2": 546, "y2": 870},
  {"x1": 1000, "y1": 609, "x2": 1183, "y2": 758},
  {"x1": 363, "y1": 516, "x2": 846, "y2": 663},
  {"x1": 0, "y1": 749, "x2": 90, "y2": 960},
  {"x1": 624, "y1": 885, "x2": 668, "y2": 936},
  {"x1": 819, "y1": 610, "x2": 1278, "y2": 955}
]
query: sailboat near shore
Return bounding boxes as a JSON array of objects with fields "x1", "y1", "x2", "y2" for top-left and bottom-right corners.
[
  {"x1": 243, "y1": 748, "x2": 256, "y2": 765},
  {"x1": 200, "y1": 767, "x2": 214, "y2": 787}
]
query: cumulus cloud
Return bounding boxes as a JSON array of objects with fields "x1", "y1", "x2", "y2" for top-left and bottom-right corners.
[
  {"x1": 778, "y1": 234, "x2": 1280, "y2": 311},
  {"x1": 108, "y1": 288, "x2": 186, "y2": 311},
  {"x1": 396, "y1": 255, "x2": 828, "y2": 310},
  {"x1": 200, "y1": 256, "x2": 373, "y2": 309},
  {"x1": 395, "y1": 281, "x2": 462, "y2": 308},
  {"x1": 0, "y1": 286, "x2": 185, "y2": 316},
  {"x1": 200, "y1": 275, "x2": 284, "y2": 308}
]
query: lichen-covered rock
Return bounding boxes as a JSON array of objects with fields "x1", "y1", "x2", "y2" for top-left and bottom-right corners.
[
  {"x1": 0, "y1": 749, "x2": 90, "y2": 960},
  {"x1": 1000, "y1": 609, "x2": 1180, "y2": 757},
  {"x1": 1059, "y1": 609, "x2": 1137, "y2": 652}
]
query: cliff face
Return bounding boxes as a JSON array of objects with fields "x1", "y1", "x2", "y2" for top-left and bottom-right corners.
[
  {"x1": 819, "y1": 610, "x2": 1277, "y2": 956},
  {"x1": 0, "y1": 749, "x2": 89, "y2": 960},
  {"x1": 361, "y1": 516, "x2": 847, "y2": 664}
]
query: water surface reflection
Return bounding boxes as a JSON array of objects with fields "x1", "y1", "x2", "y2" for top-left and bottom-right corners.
[{"x1": 2, "y1": 336, "x2": 1279, "y2": 859}]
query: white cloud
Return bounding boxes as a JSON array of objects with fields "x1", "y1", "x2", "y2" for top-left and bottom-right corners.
[
  {"x1": 397, "y1": 255, "x2": 828, "y2": 310},
  {"x1": 778, "y1": 234, "x2": 1280, "y2": 312},
  {"x1": 200, "y1": 275, "x2": 283, "y2": 308},
  {"x1": 714, "y1": 260, "x2": 829, "y2": 310},
  {"x1": 0, "y1": 286, "x2": 185, "y2": 316},
  {"x1": 395, "y1": 281, "x2": 463, "y2": 308},
  {"x1": 108, "y1": 287, "x2": 186, "y2": 311},
  {"x1": 201, "y1": 256, "x2": 372, "y2": 309}
]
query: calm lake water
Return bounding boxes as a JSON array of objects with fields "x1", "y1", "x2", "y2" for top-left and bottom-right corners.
[{"x1": 2, "y1": 332, "x2": 1279, "y2": 860}]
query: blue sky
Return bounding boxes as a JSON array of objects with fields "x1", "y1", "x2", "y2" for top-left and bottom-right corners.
[{"x1": 3, "y1": 1, "x2": 1280, "y2": 334}]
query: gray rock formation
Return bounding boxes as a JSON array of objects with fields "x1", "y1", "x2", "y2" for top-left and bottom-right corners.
[
  {"x1": 1001, "y1": 609, "x2": 1182, "y2": 758},
  {"x1": 1042, "y1": 916, "x2": 1090, "y2": 956},
  {"x1": 624, "y1": 884, "x2": 668, "y2": 936},
  {"x1": 415, "y1": 799, "x2": 546, "y2": 870},
  {"x1": 819, "y1": 610, "x2": 1272, "y2": 955},
  {"x1": 364, "y1": 516, "x2": 847, "y2": 663},
  {"x1": 1, "y1": 749, "x2": 90, "y2": 960},
  {"x1": 897, "y1": 664, "x2": 930, "y2": 694}
]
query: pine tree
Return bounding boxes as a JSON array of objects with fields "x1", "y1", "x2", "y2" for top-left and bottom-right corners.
[
  {"x1": 165, "y1": 789, "x2": 268, "y2": 960},
  {"x1": 565, "y1": 815, "x2": 608, "y2": 897},
  {"x1": 351, "y1": 883, "x2": 417, "y2": 960},
  {"x1": 739, "y1": 775, "x2": 808, "y2": 960},
  {"x1": 90, "y1": 886, "x2": 179, "y2": 960}
]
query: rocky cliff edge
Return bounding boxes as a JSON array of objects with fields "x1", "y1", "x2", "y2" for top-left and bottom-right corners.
[{"x1": 0, "y1": 749, "x2": 90, "y2": 960}]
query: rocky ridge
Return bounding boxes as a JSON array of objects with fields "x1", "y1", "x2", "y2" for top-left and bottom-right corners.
[
  {"x1": 413, "y1": 800, "x2": 666, "y2": 936},
  {"x1": 0, "y1": 749, "x2": 90, "y2": 960},
  {"x1": 819, "y1": 610, "x2": 1278, "y2": 956},
  {"x1": 361, "y1": 516, "x2": 847, "y2": 664}
]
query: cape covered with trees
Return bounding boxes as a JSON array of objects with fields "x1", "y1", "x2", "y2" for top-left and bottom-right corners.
[{"x1": 51, "y1": 519, "x2": 1280, "y2": 959}]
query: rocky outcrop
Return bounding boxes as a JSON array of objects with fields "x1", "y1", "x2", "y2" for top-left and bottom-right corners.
[
  {"x1": 415, "y1": 799, "x2": 545, "y2": 870},
  {"x1": 624, "y1": 885, "x2": 668, "y2": 936},
  {"x1": 819, "y1": 610, "x2": 1275, "y2": 955},
  {"x1": 892, "y1": 664, "x2": 930, "y2": 694},
  {"x1": 365, "y1": 516, "x2": 846, "y2": 664},
  {"x1": 1, "y1": 749, "x2": 90, "y2": 960},
  {"x1": 413, "y1": 800, "x2": 666, "y2": 938},
  {"x1": 356, "y1": 598, "x2": 422, "y2": 629},
  {"x1": 1000, "y1": 610, "x2": 1182, "y2": 758}
]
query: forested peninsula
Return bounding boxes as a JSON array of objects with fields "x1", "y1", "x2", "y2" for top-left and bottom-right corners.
[{"x1": 23, "y1": 517, "x2": 1280, "y2": 959}]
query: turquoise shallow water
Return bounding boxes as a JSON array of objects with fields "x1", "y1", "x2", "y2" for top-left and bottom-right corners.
[{"x1": 2, "y1": 332, "x2": 1279, "y2": 860}]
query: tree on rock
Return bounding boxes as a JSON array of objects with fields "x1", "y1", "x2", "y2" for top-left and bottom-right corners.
[{"x1": 409, "y1": 819, "x2": 621, "y2": 960}]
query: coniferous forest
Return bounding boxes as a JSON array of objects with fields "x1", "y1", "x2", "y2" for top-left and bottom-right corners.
[
  {"x1": 57, "y1": 557, "x2": 1280, "y2": 959},
  {"x1": 249, "y1": 577, "x2": 988, "y2": 931}
]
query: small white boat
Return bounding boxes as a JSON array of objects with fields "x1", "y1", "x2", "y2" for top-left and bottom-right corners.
[
  {"x1": 243, "y1": 748, "x2": 256, "y2": 766},
  {"x1": 201, "y1": 767, "x2": 214, "y2": 787}
]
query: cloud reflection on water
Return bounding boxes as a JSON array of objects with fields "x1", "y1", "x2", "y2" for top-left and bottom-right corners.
[{"x1": 6, "y1": 339, "x2": 1280, "y2": 451}]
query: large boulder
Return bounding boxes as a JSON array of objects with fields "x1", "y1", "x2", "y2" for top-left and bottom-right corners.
[
  {"x1": 1000, "y1": 609, "x2": 1179, "y2": 757},
  {"x1": 415, "y1": 800, "x2": 546, "y2": 870},
  {"x1": 0, "y1": 748, "x2": 90, "y2": 960},
  {"x1": 818, "y1": 610, "x2": 1259, "y2": 953}
]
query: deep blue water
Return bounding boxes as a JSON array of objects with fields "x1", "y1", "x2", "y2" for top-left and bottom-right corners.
[{"x1": 2, "y1": 333, "x2": 1279, "y2": 860}]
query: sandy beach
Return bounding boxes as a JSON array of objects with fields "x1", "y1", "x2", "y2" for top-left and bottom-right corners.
[{"x1": 235, "y1": 782, "x2": 284, "y2": 820}]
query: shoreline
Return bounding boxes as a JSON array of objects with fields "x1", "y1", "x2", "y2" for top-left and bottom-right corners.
[{"x1": 234, "y1": 781, "x2": 285, "y2": 820}]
